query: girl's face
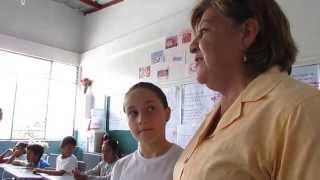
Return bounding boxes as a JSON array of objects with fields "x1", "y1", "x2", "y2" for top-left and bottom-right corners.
[
  {"x1": 61, "y1": 144, "x2": 75, "y2": 157},
  {"x1": 101, "y1": 143, "x2": 116, "y2": 163},
  {"x1": 124, "y1": 88, "x2": 170, "y2": 145},
  {"x1": 27, "y1": 150, "x2": 38, "y2": 164}
]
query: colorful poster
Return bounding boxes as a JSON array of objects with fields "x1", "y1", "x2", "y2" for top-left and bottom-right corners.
[
  {"x1": 151, "y1": 50, "x2": 165, "y2": 64},
  {"x1": 165, "y1": 35, "x2": 178, "y2": 49},
  {"x1": 181, "y1": 30, "x2": 192, "y2": 44},
  {"x1": 139, "y1": 66, "x2": 151, "y2": 79},
  {"x1": 165, "y1": 48, "x2": 186, "y2": 80},
  {"x1": 166, "y1": 48, "x2": 185, "y2": 64},
  {"x1": 157, "y1": 68, "x2": 169, "y2": 80}
]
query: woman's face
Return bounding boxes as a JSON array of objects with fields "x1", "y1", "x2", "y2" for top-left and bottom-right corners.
[
  {"x1": 124, "y1": 88, "x2": 170, "y2": 145},
  {"x1": 190, "y1": 7, "x2": 245, "y2": 91}
]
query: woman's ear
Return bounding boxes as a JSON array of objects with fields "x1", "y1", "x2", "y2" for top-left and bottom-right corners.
[
  {"x1": 166, "y1": 107, "x2": 171, "y2": 122},
  {"x1": 240, "y1": 18, "x2": 260, "y2": 50}
]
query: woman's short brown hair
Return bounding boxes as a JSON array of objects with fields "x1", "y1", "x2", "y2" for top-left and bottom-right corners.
[{"x1": 191, "y1": 0, "x2": 297, "y2": 77}]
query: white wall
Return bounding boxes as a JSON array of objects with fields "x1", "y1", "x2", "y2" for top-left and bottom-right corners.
[
  {"x1": 0, "y1": 0, "x2": 83, "y2": 65},
  {"x1": 81, "y1": 0, "x2": 197, "y2": 108},
  {"x1": 278, "y1": 0, "x2": 320, "y2": 64},
  {"x1": 82, "y1": 0, "x2": 197, "y2": 52},
  {"x1": 0, "y1": 33, "x2": 80, "y2": 65},
  {"x1": 80, "y1": 0, "x2": 320, "y2": 108}
]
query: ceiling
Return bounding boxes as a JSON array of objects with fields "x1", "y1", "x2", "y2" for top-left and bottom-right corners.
[{"x1": 50, "y1": 0, "x2": 123, "y2": 15}]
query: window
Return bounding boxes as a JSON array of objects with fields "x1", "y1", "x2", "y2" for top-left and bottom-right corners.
[
  {"x1": 46, "y1": 63, "x2": 77, "y2": 140},
  {"x1": 0, "y1": 50, "x2": 78, "y2": 140}
]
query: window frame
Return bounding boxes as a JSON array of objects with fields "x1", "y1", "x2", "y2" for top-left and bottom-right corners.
[{"x1": 0, "y1": 50, "x2": 79, "y2": 140}]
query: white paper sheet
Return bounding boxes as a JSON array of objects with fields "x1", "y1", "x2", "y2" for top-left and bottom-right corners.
[{"x1": 108, "y1": 94, "x2": 129, "y2": 130}]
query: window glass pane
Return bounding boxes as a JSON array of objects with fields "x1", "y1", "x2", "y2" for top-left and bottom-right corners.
[
  {"x1": 12, "y1": 77, "x2": 49, "y2": 140},
  {"x1": 0, "y1": 75, "x2": 16, "y2": 139},
  {"x1": 51, "y1": 63, "x2": 77, "y2": 83},
  {"x1": 0, "y1": 50, "x2": 78, "y2": 140},
  {"x1": 0, "y1": 52, "x2": 50, "y2": 78},
  {"x1": 46, "y1": 81, "x2": 76, "y2": 140}
]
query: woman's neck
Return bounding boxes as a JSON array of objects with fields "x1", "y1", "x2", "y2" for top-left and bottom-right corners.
[
  {"x1": 220, "y1": 75, "x2": 252, "y2": 115},
  {"x1": 139, "y1": 139, "x2": 172, "y2": 159}
]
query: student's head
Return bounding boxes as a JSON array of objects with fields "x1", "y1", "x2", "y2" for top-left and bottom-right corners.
[
  {"x1": 27, "y1": 144, "x2": 44, "y2": 165},
  {"x1": 60, "y1": 136, "x2": 77, "y2": 156},
  {"x1": 102, "y1": 133, "x2": 111, "y2": 141},
  {"x1": 101, "y1": 139, "x2": 120, "y2": 163},
  {"x1": 14, "y1": 142, "x2": 28, "y2": 156},
  {"x1": 123, "y1": 82, "x2": 171, "y2": 144}
]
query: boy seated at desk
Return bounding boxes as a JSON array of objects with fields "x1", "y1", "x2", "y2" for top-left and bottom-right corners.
[
  {"x1": 0, "y1": 142, "x2": 27, "y2": 164},
  {"x1": 73, "y1": 139, "x2": 120, "y2": 180},
  {"x1": 33, "y1": 136, "x2": 78, "y2": 175}
]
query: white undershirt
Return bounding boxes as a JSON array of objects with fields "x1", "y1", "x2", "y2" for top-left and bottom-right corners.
[{"x1": 111, "y1": 144, "x2": 183, "y2": 180}]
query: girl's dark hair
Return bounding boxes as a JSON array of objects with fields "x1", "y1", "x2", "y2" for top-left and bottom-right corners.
[
  {"x1": 103, "y1": 133, "x2": 111, "y2": 141},
  {"x1": 16, "y1": 142, "x2": 28, "y2": 149},
  {"x1": 124, "y1": 82, "x2": 168, "y2": 111},
  {"x1": 27, "y1": 144, "x2": 44, "y2": 164},
  {"x1": 60, "y1": 136, "x2": 77, "y2": 148},
  {"x1": 103, "y1": 139, "x2": 121, "y2": 157}
]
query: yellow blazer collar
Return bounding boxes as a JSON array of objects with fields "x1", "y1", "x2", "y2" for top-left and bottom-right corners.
[{"x1": 215, "y1": 66, "x2": 288, "y2": 134}]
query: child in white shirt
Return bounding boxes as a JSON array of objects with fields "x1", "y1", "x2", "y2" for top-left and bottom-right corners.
[
  {"x1": 34, "y1": 136, "x2": 78, "y2": 175},
  {"x1": 111, "y1": 82, "x2": 183, "y2": 180},
  {"x1": 73, "y1": 139, "x2": 120, "y2": 180}
]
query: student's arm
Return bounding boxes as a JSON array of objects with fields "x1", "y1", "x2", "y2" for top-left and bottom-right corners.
[
  {"x1": 34, "y1": 168, "x2": 66, "y2": 176},
  {"x1": 6, "y1": 154, "x2": 18, "y2": 163},
  {"x1": 85, "y1": 162, "x2": 102, "y2": 176}
]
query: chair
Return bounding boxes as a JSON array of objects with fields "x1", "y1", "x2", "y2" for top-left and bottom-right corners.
[
  {"x1": 73, "y1": 146, "x2": 84, "y2": 161},
  {"x1": 47, "y1": 154, "x2": 59, "y2": 168},
  {"x1": 78, "y1": 161, "x2": 87, "y2": 172}
]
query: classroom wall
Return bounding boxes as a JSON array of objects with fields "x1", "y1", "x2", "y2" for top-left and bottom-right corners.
[
  {"x1": 79, "y1": 0, "x2": 320, "y2": 154},
  {"x1": 81, "y1": 0, "x2": 197, "y2": 52},
  {"x1": 0, "y1": 0, "x2": 83, "y2": 65}
]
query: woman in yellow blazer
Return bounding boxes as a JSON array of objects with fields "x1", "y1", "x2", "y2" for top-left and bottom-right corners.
[{"x1": 173, "y1": 0, "x2": 320, "y2": 180}]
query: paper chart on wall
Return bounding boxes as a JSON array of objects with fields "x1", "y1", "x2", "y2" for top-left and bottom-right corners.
[
  {"x1": 182, "y1": 83, "x2": 221, "y2": 127},
  {"x1": 89, "y1": 108, "x2": 106, "y2": 130},
  {"x1": 291, "y1": 64, "x2": 320, "y2": 89},
  {"x1": 108, "y1": 94, "x2": 129, "y2": 130},
  {"x1": 162, "y1": 86, "x2": 181, "y2": 127},
  {"x1": 162, "y1": 86, "x2": 181, "y2": 143},
  {"x1": 177, "y1": 124, "x2": 199, "y2": 148},
  {"x1": 165, "y1": 48, "x2": 186, "y2": 80}
]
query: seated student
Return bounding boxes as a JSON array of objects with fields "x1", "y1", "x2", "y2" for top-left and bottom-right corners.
[
  {"x1": 111, "y1": 82, "x2": 183, "y2": 180},
  {"x1": 25, "y1": 144, "x2": 50, "y2": 168},
  {"x1": 33, "y1": 136, "x2": 78, "y2": 175},
  {"x1": 0, "y1": 142, "x2": 27, "y2": 163},
  {"x1": 73, "y1": 139, "x2": 120, "y2": 180}
]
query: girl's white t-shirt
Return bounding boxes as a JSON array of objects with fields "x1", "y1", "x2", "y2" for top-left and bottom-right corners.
[
  {"x1": 111, "y1": 144, "x2": 183, "y2": 180},
  {"x1": 56, "y1": 154, "x2": 78, "y2": 174}
]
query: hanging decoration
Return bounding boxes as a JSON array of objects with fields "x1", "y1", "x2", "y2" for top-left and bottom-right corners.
[{"x1": 80, "y1": 78, "x2": 93, "y2": 94}]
